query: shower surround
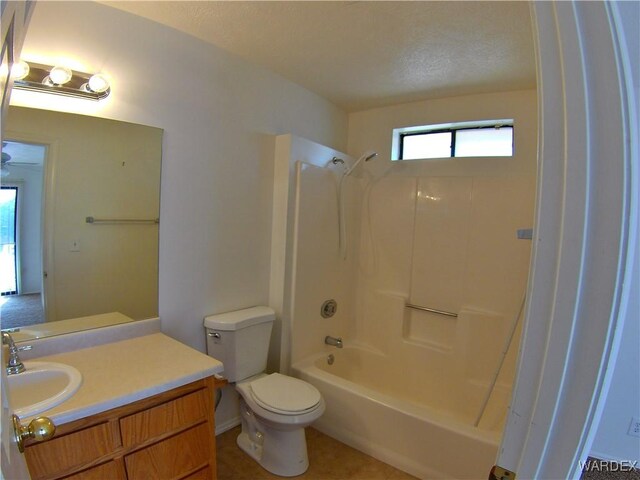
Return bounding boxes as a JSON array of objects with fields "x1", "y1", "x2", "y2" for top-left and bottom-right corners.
[{"x1": 274, "y1": 128, "x2": 536, "y2": 478}]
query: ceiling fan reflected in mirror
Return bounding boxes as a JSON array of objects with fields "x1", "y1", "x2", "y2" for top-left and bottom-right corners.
[{"x1": 1, "y1": 141, "x2": 44, "y2": 177}]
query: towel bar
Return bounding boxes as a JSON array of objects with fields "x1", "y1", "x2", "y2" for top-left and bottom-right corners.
[{"x1": 405, "y1": 303, "x2": 458, "y2": 318}]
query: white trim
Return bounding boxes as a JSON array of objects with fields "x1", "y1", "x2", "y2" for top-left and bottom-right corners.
[{"x1": 498, "y1": 2, "x2": 635, "y2": 478}]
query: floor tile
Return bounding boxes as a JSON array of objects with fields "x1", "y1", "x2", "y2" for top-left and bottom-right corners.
[{"x1": 217, "y1": 426, "x2": 418, "y2": 480}]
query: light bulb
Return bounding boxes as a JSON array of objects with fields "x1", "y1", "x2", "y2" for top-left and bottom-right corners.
[
  {"x1": 11, "y1": 61, "x2": 30, "y2": 80},
  {"x1": 87, "y1": 74, "x2": 109, "y2": 93},
  {"x1": 48, "y1": 66, "x2": 72, "y2": 85}
]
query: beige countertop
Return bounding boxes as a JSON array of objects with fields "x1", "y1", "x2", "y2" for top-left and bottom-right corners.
[{"x1": 23, "y1": 333, "x2": 223, "y2": 425}]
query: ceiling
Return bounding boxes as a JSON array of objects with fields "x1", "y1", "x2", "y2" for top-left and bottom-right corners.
[{"x1": 102, "y1": 1, "x2": 536, "y2": 112}]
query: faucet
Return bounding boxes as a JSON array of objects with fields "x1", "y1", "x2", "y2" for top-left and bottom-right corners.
[
  {"x1": 2, "y1": 332, "x2": 26, "y2": 375},
  {"x1": 324, "y1": 335, "x2": 343, "y2": 349}
]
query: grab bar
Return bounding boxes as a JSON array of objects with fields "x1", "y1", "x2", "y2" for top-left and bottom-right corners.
[
  {"x1": 405, "y1": 303, "x2": 458, "y2": 318},
  {"x1": 86, "y1": 216, "x2": 159, "y2": 225}
]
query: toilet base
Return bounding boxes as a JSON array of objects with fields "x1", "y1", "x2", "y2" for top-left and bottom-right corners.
[{"x1": 237, "y1": 401, "x2": 310, "y2": 477}]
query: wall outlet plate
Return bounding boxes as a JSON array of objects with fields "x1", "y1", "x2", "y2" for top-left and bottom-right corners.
[{"x1": 628, "y1": 417, "x2": 640, "y2": 437}]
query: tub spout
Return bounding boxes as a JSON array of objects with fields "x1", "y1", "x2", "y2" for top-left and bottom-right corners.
[{"x1": 325, "y1": 336, "x2": 343, "y2": 348}]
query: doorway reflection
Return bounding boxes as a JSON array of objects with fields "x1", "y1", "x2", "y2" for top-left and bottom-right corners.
[{"x1": 0, "y1": 140, "x2": 46, "y2": 330}]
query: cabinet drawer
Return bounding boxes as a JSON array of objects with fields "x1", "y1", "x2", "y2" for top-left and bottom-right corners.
[
  {"x1": 120, "y1": 389, "x2": 209, "y2": 447},
  {"x1": 125, "y1": 423, "x2": 211, "y2": 480},
  {"x1": 25, "y1": 422, "x2": 115, "y2": 480}
]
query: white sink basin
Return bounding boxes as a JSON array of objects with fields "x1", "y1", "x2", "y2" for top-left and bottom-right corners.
[{"x1": 7, "y1": 361, "x2": 82, "y2": 417}]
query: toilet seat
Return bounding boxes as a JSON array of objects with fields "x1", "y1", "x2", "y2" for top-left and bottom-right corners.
[{"x1": 249, "y1": 373, "x2": 321, "y2": 415}]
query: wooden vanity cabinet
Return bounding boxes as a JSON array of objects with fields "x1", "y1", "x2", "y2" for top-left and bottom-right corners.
[{"x1": 24, "y1": 376, "x2": 225, "y2": 480}]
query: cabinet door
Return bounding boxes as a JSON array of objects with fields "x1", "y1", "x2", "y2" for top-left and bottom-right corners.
[
  {"x1": 183, "y1": 466, "x2": 212, "y2": 480},
  {"x1": 125, "y1": 424, "x2": 212, "y2": 480},
  {"x1": 25, "y1": 422, "x2": 116, "y2": 479},
  {"x1": 120, "y1": 389, "x2": 209, "y2": 447}
]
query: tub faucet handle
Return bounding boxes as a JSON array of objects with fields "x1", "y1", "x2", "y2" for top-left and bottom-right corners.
[{"x1": 325, "y1": 336, "x2": 343, "y2": 348}]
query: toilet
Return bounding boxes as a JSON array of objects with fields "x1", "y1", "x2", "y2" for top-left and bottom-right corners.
[{"x1": 204, "y1": 306, "x2": 325, "y2": 477}]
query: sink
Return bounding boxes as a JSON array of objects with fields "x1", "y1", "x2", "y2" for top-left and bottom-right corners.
[{"x1": 7, "y1": 361, "x2": 82, "y2": 417}]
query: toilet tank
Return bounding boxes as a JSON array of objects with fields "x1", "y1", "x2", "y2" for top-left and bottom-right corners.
[{"x1": 204, "y1": 306, "x2": 275, "y2": 382}]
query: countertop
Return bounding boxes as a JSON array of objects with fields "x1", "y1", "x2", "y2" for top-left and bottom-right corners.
[{"x1": 22, "y1": 333, "x2": 223, "y2": 425}]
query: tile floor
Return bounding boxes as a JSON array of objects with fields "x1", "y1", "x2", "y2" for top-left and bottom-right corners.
[
  {"x1": 217, "y1": 426, "x2": 640, "y2": 479},
  {"x1": 216, "y1": 426, "x2": 418, "y2": 479}
]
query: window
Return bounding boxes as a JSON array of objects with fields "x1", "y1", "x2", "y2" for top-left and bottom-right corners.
[
  {"x1": 0, "y1": 186, "x2": 18, "y2": 295},
  {"x1": 393, "y1": 120, "x2": 514, "y2": 160}
]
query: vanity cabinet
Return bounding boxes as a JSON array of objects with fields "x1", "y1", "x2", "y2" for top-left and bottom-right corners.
[{"x1": 23, "y1": 376, "x2": 225, "y2": 480}]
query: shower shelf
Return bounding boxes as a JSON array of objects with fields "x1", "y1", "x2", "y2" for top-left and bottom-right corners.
[{"x1": 405, "y1": 303, "x2": 458, "y2": 318}]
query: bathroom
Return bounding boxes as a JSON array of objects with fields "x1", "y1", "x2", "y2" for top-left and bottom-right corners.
[{"x1": 1, "y1": 2, "x2": 637, "y2": 480}]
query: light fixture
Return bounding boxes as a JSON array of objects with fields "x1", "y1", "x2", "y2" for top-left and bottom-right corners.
[
  {"x1": 46, "y1": 66, "x2": 73, "y2": 85},
  {"x1": 13, "y1": 61, "x2": 111, "y2": 100},
  {"x1": 86, "y1": 73, "x2": 109, "y2": 94},
  {"x1": 11, "y1": 60, "x2": 30, "y2": 80}
]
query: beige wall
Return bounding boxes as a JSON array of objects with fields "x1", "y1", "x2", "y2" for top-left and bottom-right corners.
[
  {"x1": 6, "y1": 106, "x2": 162, "y2": 322},
  {"x1": 348, "y1": 89, "x2": 537, "y2": 178}
]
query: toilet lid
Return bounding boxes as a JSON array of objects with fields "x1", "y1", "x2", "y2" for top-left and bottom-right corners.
[{"x1": 249, "y1": 373, "x2": 321, "y2": 415}]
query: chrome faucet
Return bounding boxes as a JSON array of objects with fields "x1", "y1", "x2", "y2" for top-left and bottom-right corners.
[
  {"x1": 324, "y1": 335, "x2": 343, "y2": 348},
  {"x1": 2, "y1": 332, "x2": 26, "y2": 375}
]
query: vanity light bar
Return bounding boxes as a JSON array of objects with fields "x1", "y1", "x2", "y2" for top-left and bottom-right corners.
[{"x1": 13, "y1": 61, "x2": 111, "y2": 101}]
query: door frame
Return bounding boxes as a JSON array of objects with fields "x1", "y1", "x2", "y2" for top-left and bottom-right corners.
[{"x1": 497, "y1": 2, "x2": 638, "y2": 478}]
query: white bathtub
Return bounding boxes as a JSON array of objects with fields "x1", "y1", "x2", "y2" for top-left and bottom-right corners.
[{"x1": 292, "y1": 346, "x2": 503, "y2": 479}]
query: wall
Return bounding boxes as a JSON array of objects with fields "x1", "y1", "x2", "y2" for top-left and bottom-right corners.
[
  {"x1": 11, "y1": 2, "x2": 348, "y2": 351},
  {"x1": 348, "y1": 89, "x2": 537, "y2": 178},
  {"x1": 6, "y1": 107, "x2": 161, "y2": 322}
]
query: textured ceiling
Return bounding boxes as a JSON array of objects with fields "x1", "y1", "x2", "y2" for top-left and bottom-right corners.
[{"x1": 101, "y1": 1, "x2": 536, "y2": 112}]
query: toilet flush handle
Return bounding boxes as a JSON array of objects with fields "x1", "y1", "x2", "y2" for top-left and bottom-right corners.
[{"x1": 208, "y1": 331, "x2": 221, "y2": 339}]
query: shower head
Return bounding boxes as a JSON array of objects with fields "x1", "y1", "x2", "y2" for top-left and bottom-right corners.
[{"x1": 342, "y1": 151, "x2": 378, "y2": 177}]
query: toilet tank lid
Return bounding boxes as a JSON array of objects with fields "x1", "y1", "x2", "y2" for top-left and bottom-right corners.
[{"x1": 204, "y1": 306, "x2": 275, "y2": 331}]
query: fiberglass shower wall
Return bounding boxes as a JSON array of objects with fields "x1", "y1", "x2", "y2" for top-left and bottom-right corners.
[
  {"x1": 273, "y1": 134, "x2": 362, "y2": 369},
  {"x1": 352, "y1": 173, "x2": 535, "y2": 426},
  {"x1": 346, "y1": 90, "x2": 538, "y2": 426}
]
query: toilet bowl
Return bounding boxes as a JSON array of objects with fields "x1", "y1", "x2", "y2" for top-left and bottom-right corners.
[
  {"x1": 235, "y1": 373, "x2": 325, "y2": 476},
  {"x1": 204, "y1": 307, "x2": 325, "y2": 477}
]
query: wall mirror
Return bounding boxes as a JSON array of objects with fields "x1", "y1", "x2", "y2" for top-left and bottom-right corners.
[{"x1": 1, "y1": 105, "x2": 162, "y2": 340}]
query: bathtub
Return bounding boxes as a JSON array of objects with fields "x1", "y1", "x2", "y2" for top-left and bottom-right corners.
[{"x1": 291, "y1": 346, "x2": 504, "y2": 479}]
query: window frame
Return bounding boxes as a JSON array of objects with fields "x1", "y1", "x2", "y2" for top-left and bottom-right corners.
[{"x1": 394, "y1": 119, "x2": 514, "y2": 160}]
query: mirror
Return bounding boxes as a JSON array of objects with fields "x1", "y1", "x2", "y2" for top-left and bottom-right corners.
[{"x1": 1, "y1": 106, "x2": 162, "y2": 340}]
